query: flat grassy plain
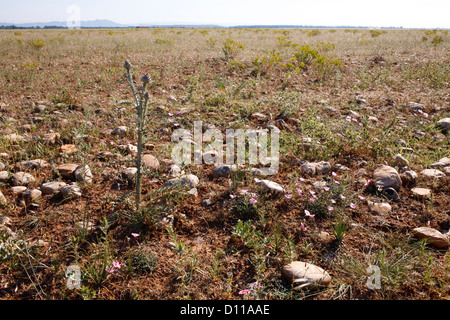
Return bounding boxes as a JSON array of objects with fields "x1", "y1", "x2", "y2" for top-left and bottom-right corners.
[{"x1": 0, "y1": 27, "x2": 449, "y2": 300}]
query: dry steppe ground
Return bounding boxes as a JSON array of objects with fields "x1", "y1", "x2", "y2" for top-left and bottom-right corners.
[{"x1": 0, "y1": 27, "x2": 449, "y2": 300}]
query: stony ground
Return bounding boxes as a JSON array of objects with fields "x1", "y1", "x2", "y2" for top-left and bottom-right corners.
[{"x1": 0, "y1": 27, "x2": 449, "y2": 300}]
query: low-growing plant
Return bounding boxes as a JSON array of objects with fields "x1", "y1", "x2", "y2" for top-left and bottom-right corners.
[{"x1": 222, "y1": 38, "x2": 244, "y2": 60}]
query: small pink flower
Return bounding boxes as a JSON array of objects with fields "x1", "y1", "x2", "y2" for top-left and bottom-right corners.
[
  {"x1": 309, "y1": 190, "x2": 316, "y2": 195},
  {"x1": 249, "y1": 198, "x2": 257, "y2": 205},
  {"x1": 239, "y1": 289, "x2": 250, "y2": 295},
  {"x1": 230, "y1": 194, "x2": 236, "y2": 199},
  {"x1": 359, "y1": 123, "x2": 363, "y2": 127},
  {"x1": 324, "y1": 186, "x2": 330, "y2": 191},
  {"x1": 309, "y1": 197, "x2": 315, "y2": 203},
  {"x1": 251, "y1": 193, "x2": 259, "y2": 198},
  {"x1": 374, "y1": 138, "x2": 380, "y2": 142},
  {"x1": 334, "y1": 180, "x2": 341, "y2": 185},
  {"x1": 352, "y1": 118, "x2": 358, "y2": 122},
  {"x1": 346, "y1": 116, "x2": 352, "y2": 122},
  {"x1": 285, "y1": 194, "x2": 292, "y2": 199},
  {"x1": 340, "y1": 194, "x2": 346, "y2": 199},
  {"x1": 301, "y1": 222, "x2": 307, "y2": 231},
  {"x1": 358, "y1": 195, "x2": 365, "y2": 200},
  {"x1": 200, "y1": 95, "x2": 205, "y2": 99},
  {"x1": 168, "y1": 118, "x2": 174, "y2": 122},
  {"x1": 316, "y1": 115, "x2": 321, "y2": 119},
  {"x1": 254, "y1": 178, "x2": 261, "y2": 183},
  {"x1": 240, "y1": 189, "x2": 248, "y2": 194},
  {"x1": 168, "y1": 112, "x2": 173, "y2": 116},
  {"x1": 262, "y1": 244, "x2": 272, "y2": 249},
  {"x1": 423, "y1": 113, "x2": 428, "y2": 118},
  {"x1": 174, "y1": 123, "x2": 179, "y2": 127},
  {"x1": 331, "y1": 199, "x2": 336, "y2": 204},
  {"x1": 131, "y1": 233, "x2": 140, "y2": 238},
  {"x1": 113, "y1": 261, "x2": 122, "y2": 269},
  {"x1": 364, "y1": 179, "x2": 371, "y2": 187},
  {"x1": 299, "y1": 177, "x2": 305, "y2": 182},
  {"x1": 350, "y1": 203, "x2": 356, "y2": 209},
  {"x1": 305, "y1": 210, "x2": 315, "y2": 218},
  {"x1": 297, "y1": 189, "x2": 303, "y2": 196},
  {"x1": 328, "y1": 206, "x2": 334, "y2": 211},
  {"x1": 332, "y1": 172, "x2": 337, "y2": 177},
  {"x1": 106, "y1": 267, "x2": 115, "y2": 274}
]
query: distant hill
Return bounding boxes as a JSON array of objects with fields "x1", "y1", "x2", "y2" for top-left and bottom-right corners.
[{"x1": 0, "y1": 19, "x2": 130, "y2": 28}]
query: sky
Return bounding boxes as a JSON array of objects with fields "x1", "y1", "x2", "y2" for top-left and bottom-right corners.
[{"x1": 0, "y1": 0, "x2": 449, "y2": 28}]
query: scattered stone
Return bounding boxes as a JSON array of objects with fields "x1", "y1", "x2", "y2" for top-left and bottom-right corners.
[
  {"x1": 300, "y1": 161, "x2": 331, "y2": 176},
  {"x1": 40, "y1": 181, "x2": 67, "y2": 195},
  {"x1": 373, "y1": 165, "x2": 402, "y2": 191},
  {"x1": 187, "y1": 188, "x2": 198, "y2": 197},
  {"x1": 413, "y1": 129, "x2": 426, "y2": 137},
  {"x1": 429, "y1": 157, "x2": 450, "y2": 169},
  {"x1": 400, "y1": 169, "x2": 418, "y2": 186},
  {"x1": 437, "y1": 118, "x2": 450, "y2": 130},
  {"x1": 411, "y1": 227, "x2": 449, "y2": 248},
  {"x1": 3, "y1": 133, "x2": 25, "y2": 143},
  {"x1": 60, "y1": 144, "x2": 77, "y2": 154},
  {"x1": 165, "y1": 174, "x2": 199, "y2": 188},
  {"x1": 158, "y1": 214, "x2": 174, "y2": 227},
  {"x1": 0, "y1": 171, "x2": 10, "y2": 182},
  {"x1": 118, "y1": 143, "x2": 137, "y2": 155},
  {"x1": 355, "y1": 168, "x2": 368, "y2": 177},
  {"x1": 42, "y1": 132, "x2": 60, "y2": 144},
  {"x1": 251, "y1": 113, "x2": 267, "y2": 120},
  {"x1": 11, "y1": 186, "x2": 27, "y2": 194},
  {"x1": 282, "y1": 261, "x2": 331, "y2": 289},
  {"x1": 168, "y1": 164, "x2": 183, "y2": 178},
  {"x1": 23, "y1": 189, "x2": 42, "y2": 202},
  {"x1": 368, "y1": 116, "x2": 378, "y2": 123},
  {"x1": 420, "y1": 169, "x2": 445, "y2": 179},
  {"x1": 60, "y1": 183, "x2": 81, "y2": 198},
  {"x1": 392, "y1": 154, "x2": 409, "y2": 167},
  {"x1": 212, "y1": 164, "x2": 236, "y2": 178},
  {"x1": 0, "y1": 190, "x2": 7, "y2": 205},
  {"x1": 142, "y1": 154, "x2": 160, "y2": 169},
  {"x1": 335, "y1": 164, "x2": 350, "y2": 171},
  {"x1": 355, "y1": 98, "x2": 367, "y2": 104},
  {"x1": 315, "y1": 231, "x2": 332, "y2": 242},
  {"x1": 368, "y1": 201, "x2": 392, "y2": 215},
  {"x1": 111, "y1": 126, "x2": 128, "y2": 136},
  {"x1": 408, "y1": 102, "x2": 426, "y2": 112},
  {"x1": 56, "y1": 164, "x2": 79, "y2": 179},
  {"x1": 201, "y1": 199, "x2": 213, "y2": 207},
  {"x1": 144, "y1": 142, "x2": 155, "y2": 151},
  {"x1": 167, "y1": 95, "x2": 178, "y2": 103},
  {"x1": 122, "y1": 167, "x2": 138, "y2": 180},
  {"x1": 74, "y1": 165, "x2": 93, "y2": 183},
  {"x1": 11, "y1": 172, "x2": 35, "y2": 186},
  {"x1": 411, "y1": 187, "x2": 431, "y2": 200},
  {"x1": 14, "y1": 159, "x2": 49, "y2": 171},
  {"x1": 258, "y1": 179, "x2": 285, "y2": 194},
  {"x1": 395, "y1": 139, "x2": 408, "y2": 147},
  {"x1": 0, "y1": 153, "x2": 7, "y2": 159},
  {"x1": 443, "y1": 167, "x2": 450, "y2": 175}
]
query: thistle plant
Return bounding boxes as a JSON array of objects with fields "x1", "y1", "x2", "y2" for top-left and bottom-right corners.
[{"x1": 123, "y1": 60, "x2": 151, "y2": 212}]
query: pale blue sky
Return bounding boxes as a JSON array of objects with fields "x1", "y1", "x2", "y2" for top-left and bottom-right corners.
[{"x1": 0, "y1": 0, "x2": 449, "y2": 28}]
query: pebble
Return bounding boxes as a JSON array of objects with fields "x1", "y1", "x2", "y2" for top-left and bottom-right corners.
[
  {"x1": 368, "y1": 201, "x2": 392, "y2": 215},
  {"x1": 11, "y1": 172, "x2": 35, "y2": 186},
  {"x1": 420, "y1": 169, "x2": 446, "y2": 179},
  {"x1": 411, "y1": 227, "x2": 449, "y2": 248},
  {"x1": 373, "y1": 165, "x2": 402, "y2": 191},
  {"x1": 141, "y1": 154, "x2": 160, "y2": 169},
  {"x1": 40, "y1": 181, "x2": 67, "y2": 195},
  {"x1": 56, "y1": 164, "x2": 79, "y2": 179},
  {"x1": 74, "y1": 165, "x2": 93, "y2": 183},
  {"x1": 60, "y1": 183, "x2": 82, "y2": 198},
  {"x1": 411, "y1": 187, "x2": 431, "y2": 199},
  {"x1": 14, "y1": 159, "x2": 49, "y2": 171},
  {"x1": 437, "y1": 118, "x2": 450, "y2": 130},
  {"x1": 0, "y1": 190, "x2": 7, "y2": 205},
  {"x1": 0, "y1": 171, "x2": 10, "y2": 182},
  {"x1": 212, "y1": 164, "x2": 236, "y2": 178},
  {"x1": 111, "y1": 126, "x2": 128, "y2": 136},
  {"x1": 429, "y1": 157, "x2": 450, "y2": 169},
  {"x1": 408, "y1": 102, "x2": 426, "y2": 111},
  {"x1": 23, "y1": 189, "x2": 42, "y2": 201},
  {"x1": 392, "y1": 154, "x2": 409, "y2": 167},
  {"x1": 400, "y1": 169, "x2": 418, "y2": 186},
  {"x1": 165, "y1": 174, "x2": 200, "y2": 188}
]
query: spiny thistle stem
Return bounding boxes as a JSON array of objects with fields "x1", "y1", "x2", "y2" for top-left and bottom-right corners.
[{"x1": 124, "y1": 61, "x2": 151, "y2": 212}]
